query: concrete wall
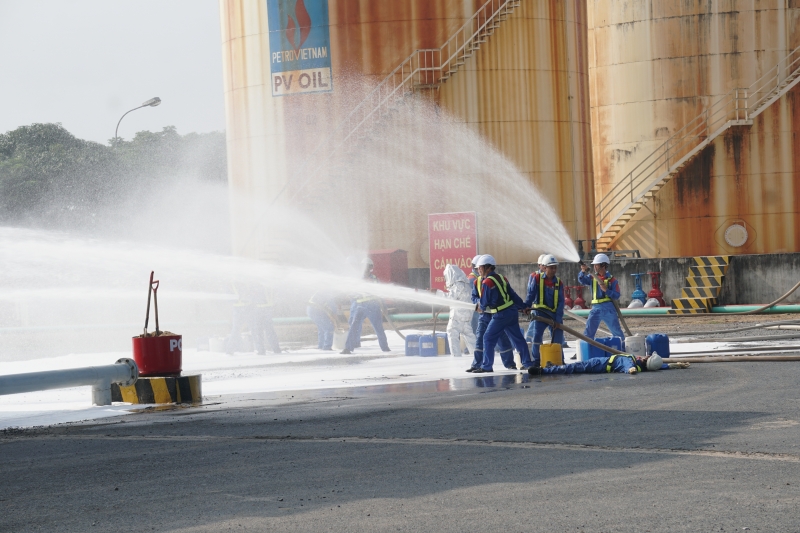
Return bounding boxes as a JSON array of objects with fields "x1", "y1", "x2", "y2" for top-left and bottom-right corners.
[{"x1": 410, "y1": 252, "x2": 800, "y2": 306}]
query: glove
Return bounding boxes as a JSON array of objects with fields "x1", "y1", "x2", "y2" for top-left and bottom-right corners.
[{"x1": 667, "y1": 362, "x2": 691, "y2": 369}]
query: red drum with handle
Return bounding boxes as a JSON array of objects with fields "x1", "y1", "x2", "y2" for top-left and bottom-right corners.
[
  {"x1": 132, "y1": 335, "x2": 182, "y2": 377},
  {"x1": 133, "y1": 271, "x2": 182, "y2": 377}
]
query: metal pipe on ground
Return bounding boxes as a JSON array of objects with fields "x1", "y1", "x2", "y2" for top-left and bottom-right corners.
[
  {"x1": 668, "y1": 319, "x2": 800, "y2": 337},
  {"x1": 0, "y1": 358, "x2": 138, "y2": 406},
  {"x1": 666, "y1": 355, "x2": 800, "y2": 363},
  {"x1": 673, "y1": 332, "x2": 800, "y2": 343}
]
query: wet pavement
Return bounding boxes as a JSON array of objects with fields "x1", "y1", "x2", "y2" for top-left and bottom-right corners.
[{"x1": 2, "y1": 359, "x2": 800, "y2": 532}]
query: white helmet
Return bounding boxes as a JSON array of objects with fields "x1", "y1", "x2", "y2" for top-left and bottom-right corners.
[
  {"x1": 361, "y1": 257, "x2": 374, "y2": 267},
  {"x1": 476, "y1": 254, "x2": 496, "y2": 267},
  {"x1": 542, "y1": 254, "x2": 558, "y2": 267},
  {"x1": 471, "y1": 255, "x2": 482, "y2": 267},
  {"x1": 537, "y1": 254, "x2": 545, "y2": 265},
  {"x1": 591, "y1": 253, "x2": 610, "y2": 265},
  {"x1": 646, "y1": 354, "x2": 663, "y2": 371}
]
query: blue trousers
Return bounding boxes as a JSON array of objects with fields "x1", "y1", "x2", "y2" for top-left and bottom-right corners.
[
  {"x1": 472, "y1": 318, "x2": 514, "y2": 370},
  {"x1": 225, "y1": 305, "x2": 280, "y2": 354},
  {"x1": 542, "y1": 357, "x2": 610, "y2": 375},
  {"x1": 482, "y1": 309, "x2": 534, "y2": 370},
  {"x1": 307, "y1": 305, "x2": 334, "y2": 349},
  {"x1": 348, "y1": 300, "x2": 362, "y2": 347},
  {"x1": 252, "y1": 306, "x2": 281, "y2": 354},
  {"x1": 529, "y1": 319, "x2": 564, "y2": 364},
  {"x1": 470, "y1": 312, "x2": 479, "y2": 334},
  {"x1": 345, "y1": 300, "x2": 389, "y2": 351},
  {"x1": 584, "y1": 302, "x2": 625, "y2": 340}
]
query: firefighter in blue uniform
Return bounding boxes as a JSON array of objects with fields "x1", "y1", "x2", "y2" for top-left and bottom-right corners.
[
  {"x1": 578, "y1": 253, "x2": 625, "y2": 340},
  {"x1": 529, "y1": 353, "x2": 669, "y2": 375},
  {"x1": 307, "y1": 291, "x2": 338, "y2": 350},
  {"x1": 523, "y1": 254, "x2": 565, "y2": 367},
  {"x1": 475, "y1": 255, "x2": 535, "y2": 373},
  {"x1": 466, "y1": 255, "x2": 517, "y2": 372},
  {"x1": 341, "y1": 258, "x2": 391, "y2": 354}
]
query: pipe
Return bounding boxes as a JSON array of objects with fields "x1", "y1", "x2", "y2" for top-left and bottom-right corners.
[
  {"x1": 0, "y1": 358, "x2": 138, "y2": 406},
  {"x1": 711, "y1": 305, "x2": 800, "y2": 314},
  {"x1": 564, "y1": 309, "x2": 613, "y2": 336},
  {"x1": 673, "y1": 332, "x2": 800, "y2": 343},
  {"x1": 668, "y1": 319, "x2": 800, "y2": 337},
  {"x1": 671, "y1": 345, "x2": 800, "y2": 356},
  {"x1": 665, "y1": 355, "x2": 800, "y2": 363}
]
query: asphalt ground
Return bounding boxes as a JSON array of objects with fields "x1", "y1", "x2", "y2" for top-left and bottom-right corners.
[{"x1": 2, "y1": 353, "x2": 800, "y2": 532}]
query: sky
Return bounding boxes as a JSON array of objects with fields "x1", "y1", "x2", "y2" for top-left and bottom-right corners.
[{"x1": 0, "y1": 0, "x2": 225, "y2": 144}]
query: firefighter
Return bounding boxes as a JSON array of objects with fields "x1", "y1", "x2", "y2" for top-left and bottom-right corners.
[
  {"x1": 523, "y1": 254, "x2": 564, "y2": 367},
  {"x1": 474, "y1": 255, "x2": 535, "y2": 373},
  {"x1": 579, "y1": 253, "x2": 625, "y2": 340}
]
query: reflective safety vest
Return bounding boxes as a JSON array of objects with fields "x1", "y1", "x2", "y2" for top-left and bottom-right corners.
[
  {"x1": 356, "y1": 275, "x2": 380, "y2": 303},
  {"x1": 592, "y1": 275, "x2": 614, "y2": 304},
  {"x1": 534, "y1": 275, "x2": 561, "y2": 312},
  {"x1": 483, "y1": 273, "x2": 514, "y2": 314},
  {"x1": 605, "y1": 354, "x2": 640, "y2": 373}
]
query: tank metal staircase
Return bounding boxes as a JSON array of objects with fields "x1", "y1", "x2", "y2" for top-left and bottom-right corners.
[
  {"x1": 668, "y1": 256, "x2": 730, "y2": 314},
  {"x1": 595, "y1": 44, "x2": 800, "y2": 251},
  {"x1": 282, "y1": 0, "x2": 522, "y2": 204}
]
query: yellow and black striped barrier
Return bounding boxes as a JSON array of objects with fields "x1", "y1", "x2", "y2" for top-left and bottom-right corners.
[
  {"x1": 671, "y1": 256, "x2": 730, "y2": 314},
  {"x1": 111, "y1": 374, "x2": 202, "y2": 404}
]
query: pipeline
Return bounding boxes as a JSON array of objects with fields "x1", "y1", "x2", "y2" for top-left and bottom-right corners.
[
  {"x1": 0, "y1": 358, "x2": 138, "y2": 406},
  {"x1": 665, "y1": 355, "x2": 800, "y2": 363},
  {"x1": 671, "y1": 345, "x2": 800, "y2": 356},
  {"x1": 674, "y1": 332, "x2": 800, "y2": 343},
  {"x1": 668, "y1": 319, "x2": 800, "y2": 337}
]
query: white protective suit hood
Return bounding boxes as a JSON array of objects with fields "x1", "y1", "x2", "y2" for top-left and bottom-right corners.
[{"x1": 444, "y1": 264, "x2": 469, "y2": 289}]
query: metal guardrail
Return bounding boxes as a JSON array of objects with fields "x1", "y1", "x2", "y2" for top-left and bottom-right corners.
[
  {"x1": 595, "y1": 43, "x2": 800, "y2": 241},
  {"x1": 0, "y1": 358, "x2": 138, "y2": 406}
]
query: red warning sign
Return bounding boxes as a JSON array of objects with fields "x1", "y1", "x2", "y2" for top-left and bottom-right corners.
[{"x1": 428, "y1": 212, "x2": 478, "y2": 291}]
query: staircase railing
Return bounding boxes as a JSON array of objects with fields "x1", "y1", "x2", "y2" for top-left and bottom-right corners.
[
  {"x1": 283, "y1": 0, "x2": 520, "y2": 203},
  {"x1": 595, "y1": 43, "x2": 800, "y2": 237}
]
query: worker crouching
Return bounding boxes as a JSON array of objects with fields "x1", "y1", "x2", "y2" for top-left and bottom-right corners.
[
  {"x1": 579, "y1": 254, "x2": 625, "y2": 340},
  {"x1": 523, "y1": 254, "x2": 565, "y2": 367}
]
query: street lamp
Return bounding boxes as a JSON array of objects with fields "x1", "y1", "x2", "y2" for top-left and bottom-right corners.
[{"x1": 114, "y1": 97, "x2": 162, "y2": 141}]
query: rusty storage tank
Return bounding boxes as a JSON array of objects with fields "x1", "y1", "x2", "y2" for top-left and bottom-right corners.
[
  {"x1": 220, "y1": 0, "x2": 594, "y2": 267},
  {"x1": 588, "y1": 0, "x2": 800, "y2": 257}
]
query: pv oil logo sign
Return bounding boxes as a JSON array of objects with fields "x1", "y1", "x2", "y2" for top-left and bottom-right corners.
[{"x1": 267, "y1": 0, "x2": 333, "y2": 96}]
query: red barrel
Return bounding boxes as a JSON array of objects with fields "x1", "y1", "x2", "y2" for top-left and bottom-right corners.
[{"x1": 132, "y1": 335, "x2": 182, "y2": 377}]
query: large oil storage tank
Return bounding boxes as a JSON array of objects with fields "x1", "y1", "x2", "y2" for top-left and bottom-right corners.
[
  {"x1": 220, "y1": 0, "x2": 594, "y2": 267},
  {"x1": 588, "y1": 0, "x2": 800, "y2": 257}
]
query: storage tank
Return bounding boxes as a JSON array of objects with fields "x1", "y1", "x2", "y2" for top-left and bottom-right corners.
[
  {"x1": 588, "y1": 0, "x2": 800, "y2": 257},
  {"x1": 220, "y1": 0, "x2": 593, "y2": 267}
]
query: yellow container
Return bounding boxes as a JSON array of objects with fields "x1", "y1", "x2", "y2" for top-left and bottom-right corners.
[
  {"x1": 540, "y1": 343, "x2": 563, "y2": 367},
  {"x1": 437, "y1": 335, "x2": 448, "y2": 355}
]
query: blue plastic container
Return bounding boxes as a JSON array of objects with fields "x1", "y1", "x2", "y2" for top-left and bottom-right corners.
[
  {"x1": 579, "y1": 336, "x2": 623, "y2": 361},
  {"x1": 419, "y1": 335, "x2": 438, "y2": 357},
  {"x1": 646, "y1": 333, "x2": 670, "y2": 357},
  {"x1": 405, "y1": 334, "x2": 421, "y2": 356}
]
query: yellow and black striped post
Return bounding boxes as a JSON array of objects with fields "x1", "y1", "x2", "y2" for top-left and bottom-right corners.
[
  {"x1": 111, "y1": 374, "x2": 202, "y2": 404},
  {"x1": 670, "y1": 256, "x2": 730, "y2": 314}
]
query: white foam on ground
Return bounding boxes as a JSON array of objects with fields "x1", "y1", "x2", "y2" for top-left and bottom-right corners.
[
  {"x1": 0, "y1": 331, "x2": 520, "y2": 429},
  {"x1": 3, "y1": 333, "x2": 784, "y2": 430}
]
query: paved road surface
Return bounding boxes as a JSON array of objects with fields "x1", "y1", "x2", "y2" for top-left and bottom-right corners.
[{"x1": 2, "y1": 362, "x2": 800, "y2": 532}]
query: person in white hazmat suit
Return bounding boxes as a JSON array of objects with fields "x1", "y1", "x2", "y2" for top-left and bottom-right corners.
[{"x1": 443, "y1": 264, "x2": 477, "y2": 357}]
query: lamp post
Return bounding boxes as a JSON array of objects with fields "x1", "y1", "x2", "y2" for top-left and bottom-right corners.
[{"x1": 114, "y1": 97, "x2": 162, "y2": 142}]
